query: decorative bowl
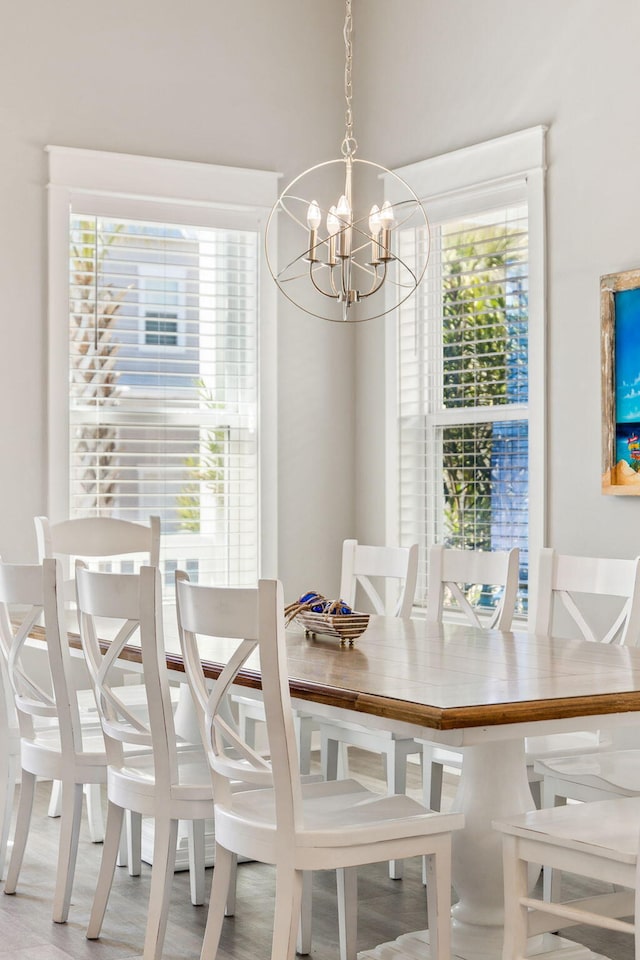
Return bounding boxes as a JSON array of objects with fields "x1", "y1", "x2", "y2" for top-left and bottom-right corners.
[
  {"x1": 295, "y1": 610, "x2": 370, "y2": 645},
  {"x1": 284, "y1": 591, "x2": 370, "y2": 645}
]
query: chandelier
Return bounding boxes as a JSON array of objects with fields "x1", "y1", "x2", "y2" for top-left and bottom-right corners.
[{"x1": 265, "y1": 0, "x2": 430, "y2": 323}]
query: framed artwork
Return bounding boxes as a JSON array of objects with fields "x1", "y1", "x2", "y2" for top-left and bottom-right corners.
[{"x1": 602, "y1": 267, "x2": 640, "y2": 494}]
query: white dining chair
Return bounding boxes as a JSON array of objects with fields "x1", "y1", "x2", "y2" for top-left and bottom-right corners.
[
  {"x1": 175, "y1": 571, "x2": 464, "y2": 960},
  {"x1": 525, "y1": 548, "x2": 640, "y2": 811},
  {"x1": 418, "y1": 544, "x2": 520, "y2": 812},
  {"x1": 493, "y1": 795, "x2": 640, "y2": 960},
  {"x1": 76, "y1": 562, "x2": 222, "y2": 960},
  {"x1": 532, "y1": 743, "x2": 640, "y2": 900},
  {"x1": 316, "y1": 539, "x2": 420, "y2": 878},
  {"x1": 0, "y1": 557, "x2": 110, "y2": 923},
  {"x1": 236, "y1": 538, "x2": 419, "y2": 785},
  {"x1": 35, "y1": 513, "x2": 161, "y2": 838}
]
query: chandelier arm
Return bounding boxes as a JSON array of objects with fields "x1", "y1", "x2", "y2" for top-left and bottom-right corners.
[
  {"x1": 340, "y1": 259, "x2": 349, "y2": 300},
  {"x1": 308, "y1": 262, "x2": 339, "y2": 302},
  {"x1": 377, "y1": 257, "x2": 422, "y2": 292},
  {"x1": 359, "y1": 262, "x2": 388, "y2": 300},
  {"x1": 327, "y1": 266, "x2": 339, "y2": 298}
]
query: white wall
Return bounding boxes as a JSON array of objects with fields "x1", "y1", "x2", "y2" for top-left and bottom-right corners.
[
  {"x1": 0, "y1": 0, "x2": 355, "y2": 599},
  {"x1": 355, "y1": 0, "x2": 640, "y2": 564},
  {"x1": 4, "y1": 0, "x2": 637, "y2": 600}
]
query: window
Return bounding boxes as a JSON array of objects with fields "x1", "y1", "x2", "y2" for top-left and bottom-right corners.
[
  {"x1": 387, "y1": 128, "x2": 546, "y2": 613},
  {"x1": 138, "y1": 271, "x2": 186, "y2": 348},
  {"x1": 48, "y1": 148, "x2": 278, "y2": 587}
]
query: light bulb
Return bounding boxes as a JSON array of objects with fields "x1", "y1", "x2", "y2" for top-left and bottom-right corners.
[
  {"x1": 326, "y1": 205, "x2": 340, "y2": 237},
  {"x1": 380, "y1": 200, "x2": 395, "y2": 228},
  {"x1": 306, "y1": 200, "x2": 322, "y2": 231},
  {"x1": 336, "y1": 194, "x2": 351, "y2": 222},
  {"x1": 369, "y1": 204, "x2": 381, "y2": 238}
]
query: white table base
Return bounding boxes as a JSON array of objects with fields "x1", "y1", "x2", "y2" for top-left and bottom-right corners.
[
  {"x1": 359, "y1": 930, "x2": 610, "y2": 960},
  {"x1": 359, "y1": 738, "x2": 612, "y2": 960}
]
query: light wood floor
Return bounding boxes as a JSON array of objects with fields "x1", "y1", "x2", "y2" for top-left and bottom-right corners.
[{"x1": 0, "y1": 751, "x2": 633, "y2": 960}]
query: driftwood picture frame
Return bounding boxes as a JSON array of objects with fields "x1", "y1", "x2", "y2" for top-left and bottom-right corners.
[{"x1": 602, "y1": 267, "x2": 640, "y2": 494}]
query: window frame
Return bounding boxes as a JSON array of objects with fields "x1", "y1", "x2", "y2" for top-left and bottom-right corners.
[
  {"x1": 384, "y1": 127, "x2": 547, "y2": 612},
  {"x1": 47, "y1": 146, "x2": 279, "y2": 579}
]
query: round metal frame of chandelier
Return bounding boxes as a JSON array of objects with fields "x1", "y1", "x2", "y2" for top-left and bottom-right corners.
[{"x1": 265, "y1": 156, "x2": 430, "y2": 323}]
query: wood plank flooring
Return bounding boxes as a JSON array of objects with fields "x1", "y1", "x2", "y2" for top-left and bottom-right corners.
[{"x1": 0, "y1": 751, "x2": 633, "y2": 960}]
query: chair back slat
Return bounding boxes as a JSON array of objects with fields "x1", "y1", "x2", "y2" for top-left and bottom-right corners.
[
  {"x1": 36, "y1": 516, "x2": 161, "y2": 564},
  {"x1": 426, "y1": 545, "x2": 520, "y2": 630},
  {"x1": 446, "y1": 582, "x2": 485, "y2": 630},
  {"x1": 76, "y1": 563, "x2": 179, "y2": 772}
]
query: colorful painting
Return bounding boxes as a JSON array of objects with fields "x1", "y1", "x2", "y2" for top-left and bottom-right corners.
[{"x1": 602, "y1": 268, "x2": 640, "y2": 494}]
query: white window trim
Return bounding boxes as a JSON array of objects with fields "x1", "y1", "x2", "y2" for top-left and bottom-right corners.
[
  {"x1": 47, "y1": 145, "x2": 280, "y2": 578},
  {"x1": 384, "y1": 126, "x2": 547, "y2": 608}
]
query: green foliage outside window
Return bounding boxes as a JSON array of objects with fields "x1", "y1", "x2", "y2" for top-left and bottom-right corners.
[{"x1": 440, "y1": 225, "x2": 527, "y2": 554}]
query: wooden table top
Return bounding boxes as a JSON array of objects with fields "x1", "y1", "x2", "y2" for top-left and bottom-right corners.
[{"x1": 56, "y1": 614, "x2": 640, "y2": 733}]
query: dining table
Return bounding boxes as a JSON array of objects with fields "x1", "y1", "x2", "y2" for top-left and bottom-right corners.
[{"x1": 59, "y1": 611, "x2": 640, "y2": 960}]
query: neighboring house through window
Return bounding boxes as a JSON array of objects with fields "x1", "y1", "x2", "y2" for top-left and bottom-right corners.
[
  {"x1": 386, "y1": 127, "x2": 546, "y2": 613},
  {"x1": 47, "y1": 147, "x2": 278, "y2": 587}
]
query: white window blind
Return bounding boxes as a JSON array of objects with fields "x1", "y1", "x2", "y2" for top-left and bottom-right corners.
[
  {"x1": 397, "y1": 194, "x2": 530, "y2": 612},
  {"x1": 67, "y1": 212, "x2": 260, "y2": 587}
]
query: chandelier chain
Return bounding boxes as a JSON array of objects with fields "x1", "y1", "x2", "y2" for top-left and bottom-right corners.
[{"x1": 342, "y1": 0, "x2": 357, "y2": 157}]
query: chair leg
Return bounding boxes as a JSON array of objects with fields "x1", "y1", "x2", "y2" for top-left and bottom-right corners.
[
  {"x1": 501, "y1": 834, "x2": 529, "y2": 960},
  {"x1": 422, "y1": 746, "x2": 444, "y2": 813},
  {"x1": 52, "y1": 781, "x2": 84, "y2": 923},
  {"x1": 117, "y1": 809, "x2": 142, "y2": 875},
  {"x1": 187, "y1": 819, "x2": 206, "y2": 906},
  {"x1": 84, "y1": 782, "x2": 104, "y2": 843},
  {"x1": 116, "y1": 817, "x2": 127, "y2": 869},
  {"x1": 387, "y1": 747, "x2": 406, "y2": 880},
  {"x1": 4, "y1": 769, "x2": 36, "y2": 895},
  {"x1": 0, "y1": 751, "x2": 18, "y2": 881},
  {"x1": 224, "y1": 853, "x2": 238, "y2": 917},
  {"x1": 296, "y1": 715, "x2": 313, "y2": 776},
  {"x1": 528, "y1": 777, "x2": 542, "y2": 809},
  {"x1": 127, "y1": 810, "x2": 142, "y2": 876},
  {"x1": 425, "y1": 842, "x2": 452, "y2": 960},
  {"x1": 337, "y1": 866, "x2": 358, "y2": 960},
  {"x1": 48, "y1": 778, "x2": 62, "y2": 818},
  {"x1": 201, "y1": 843, "x2": 234, "y2": 958},
  {"x1": 296, "y1": 870, "x2": 313, "y2": 955},
  {"x1": 322, "y1": 731, "x2": 339, "y2": 781},
  {"x1": 142, "y1": 816, "x2": 178, "y2": 960},
  {"x1": 87, "y1": 800, "x2": 125, "y2": 939},
  {"x1": 271, "y1": 864, "x2": 303, "y2": 960},
  {"x1": 541, "y1": 782, "x2": 566, "y2": 902},
  {"x1": 422, "y1": 747, "x2": 444, "y2": 884}
]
